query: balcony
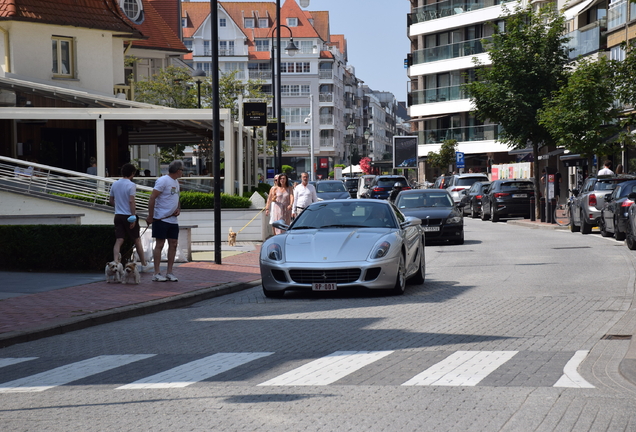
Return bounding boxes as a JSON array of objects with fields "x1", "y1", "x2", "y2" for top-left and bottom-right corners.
[
  {"x1": 319, "y1": 70, "x2": 333, "y2": 79},
  {"x1": 288, "y1": 137, "x2": 310, "y2": 147},
  {"x1": 320, "y1": 137, "x2": 334, "y2": 147},
  {"x1": 248, "y1": 70, "x2": 272, "y2": 80},
  {"x1": 418, "y1": 124, "x2": 501, "y2": 144},
  {"x1": 113, "y1": 84, "x2": 134, "y2": 101},
  {"x1": 319, "y1": 114, "x2": 334, "y2": 125},
  {"x1": 410, "y1": 84, "x2": 466, "y2": 106},
  {"x1": 413, "y1": 37, "x2": 488, "y2": 65},
  {"x1": 408, "y1": 0, "x2": 505, "y2": 25},
  {"x1": 218, "y1": 48, "x2": 235, "y2": 56},
  {"x1": 319, "y1": 93, "x2": 333, "y2": 102},
  {"x1": 567, "y1": 21, "x2": 607, "y2": 59}
]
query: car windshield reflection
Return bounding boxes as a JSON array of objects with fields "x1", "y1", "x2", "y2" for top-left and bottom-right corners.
[
  {"x1": 396, "y1": 193, "x2": 453, "y2": 208},
  {"x1": 291, "y1": 201, "x2": 398, "y2": 229}
]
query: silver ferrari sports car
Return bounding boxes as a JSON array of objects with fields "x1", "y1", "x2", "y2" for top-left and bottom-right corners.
[{"x1": 260, "y1": 199, "x2": 425, "y2": 298}]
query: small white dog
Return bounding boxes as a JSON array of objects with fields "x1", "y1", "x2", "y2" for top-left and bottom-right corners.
[
  {"x1": 122, "y1": 261, "x2": 140, "y2": 285},
  {"x1": 105, "y1": 259, "x2": 124, "y2": 283}
]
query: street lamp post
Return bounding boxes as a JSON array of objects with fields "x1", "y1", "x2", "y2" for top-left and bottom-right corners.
[
  {"x1": 192, "y1": 69, "x2": 206, "y2": 108},
  {"x1": 305, "y1": 93, "x2": 315, "y2": 181},
  {"x1": 347, "y1": 122, "x2": 355, "y2": 178}
]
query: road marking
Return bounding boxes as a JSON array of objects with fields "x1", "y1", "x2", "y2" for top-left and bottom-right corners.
[
  {"x1": 118, "y1": 352, "x2": 273, "y2": 389},
  {"x1": 0, "y1": 358, "x2": 37, "y2": 368},
  {"x1": 0, "y1": 355, "x2": 155, "y2": 393},
  {"x1": 258, "y1": 350, "x2": 394, "y2": 386},
  {"x1": 553, "y1": 350, "x2": 595, "y2": 388},
  {"x1": 402, "y1": 351, "x2": 518, "y2": 386}
]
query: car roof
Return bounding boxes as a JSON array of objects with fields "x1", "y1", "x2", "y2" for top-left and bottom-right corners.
[
  {"x1": 454, "y1": 173, "x2": 488, "y2": 178},
  {"x1": 316, "y1": 180, "x2": 342, "y2": 183},
  {"x1": 399, "y1": 189, "x2": 452, "y2": 196}
]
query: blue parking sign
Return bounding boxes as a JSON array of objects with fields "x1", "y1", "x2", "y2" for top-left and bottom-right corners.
[{"x1": 456, "y1": 152, "x2": 465, "y2": 169}]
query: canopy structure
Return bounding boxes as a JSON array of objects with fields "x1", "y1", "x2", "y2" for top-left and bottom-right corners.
[{"x1": 342, "y1": 164, "x2": 363, "y2": 174}]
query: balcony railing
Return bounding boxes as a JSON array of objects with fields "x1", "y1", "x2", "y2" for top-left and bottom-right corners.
[
  {"x1": 319, "y1": 93, "x2": 333, "y2": 102},
  {"x1": 319, "y1": 114, "x2": 334, "y2": 125},
  {"x1": 218, "y1": 48, "x2": 235, "y2": 56},
  {"x1": 320, "y1": 137, "x2": 334, "y2": 147},
  {"x1": 248, "y1": 70, "x2": 272, "y2": 80},
  {"x1": 408, "y1": 0, "x2": 505, "y2": 25},
  {"x1": 288, "y1": 137, "x2": 310, "y2": 147},
  {"x1": 418, "y1": 124, "x2": 501, "y2": 144},
  {"x1": 567, "y1": 21, "x2": 606, "y2": 59},
  {"x1": 410, "y1": 84, "x2": 466, "y2": 105},
  {"x1": 319, "y1": 70, "x2": 333, "y2": 79},
  {"x1": 113, "y1": 84, "x2": 134, "y2": 101},
  {"x1": 413, "y1": 37, "x2": 488, "y2": 65}
]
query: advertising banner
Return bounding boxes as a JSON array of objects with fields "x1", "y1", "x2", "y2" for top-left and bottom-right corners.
[
  {"x1": 267, "y1": 122, "x2": 285, "y2": 141},
  {"x1": 244, "y1": 102, "x2": 267, "y2": 126},
  {"x1": 393, "y1": 136, "x2": 418, "y2": 169}
]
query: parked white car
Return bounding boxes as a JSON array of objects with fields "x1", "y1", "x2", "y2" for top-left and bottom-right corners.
[{"x1": 357, "y1": 175, "x2": 376, "y2": 199}]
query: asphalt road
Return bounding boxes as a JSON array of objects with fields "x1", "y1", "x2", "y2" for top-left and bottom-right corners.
[{"x1": 1, "y1": 218, "x2": 636, "y2": 431}]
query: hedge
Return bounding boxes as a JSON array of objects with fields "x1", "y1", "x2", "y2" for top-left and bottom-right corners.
[
  {"x1": 0, "y1": 225, "x2": 133, "y2": 272},
  {"x1": 52, "y1": 191, "x2": 251, "y2": 209}
]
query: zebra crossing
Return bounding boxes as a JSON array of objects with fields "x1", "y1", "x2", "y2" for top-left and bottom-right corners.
[{"x1": 0, "y1": 349, "x2": 594, "y2": 393}]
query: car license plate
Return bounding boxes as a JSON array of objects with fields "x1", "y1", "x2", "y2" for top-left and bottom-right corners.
[
  {"x1": 312, "y1": 283, "x2": 337, "y2": 291},
  {"x1": 512, "y1": 194, "x2": 527, "y2": 198},
  {"x1": 423, "y1": 226, "x2": 440, "y2": 232}
]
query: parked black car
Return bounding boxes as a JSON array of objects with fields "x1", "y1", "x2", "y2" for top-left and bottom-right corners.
[
  {"x1": 625, "y1": 193, "x2": 636, "y2": 250},
  {"x1": 365, "y1": 175, "x2": 410, "y2": 200},
  {"x1": 599, "y1": 180, "x2": 636, "y2": 240},
  {"x1": 459, "y1": 181, "x2": 491, "y2": 218},
  {"x1": 395, "y1": 189, "x2": 464, "y2": 245},
  {"x1": 481, "y1": 179, "x2": 535, "y2": 222},
  {"x1": 343, "y1": 178, "x2": 358, "y2": 198}
]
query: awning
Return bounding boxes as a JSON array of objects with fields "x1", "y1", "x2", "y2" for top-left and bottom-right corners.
[{"x1": 563, "y1": 0, "x2": 597, "y2": 21}]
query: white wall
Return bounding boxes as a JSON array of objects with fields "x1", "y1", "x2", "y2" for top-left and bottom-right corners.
[{"x1": 1, "y1": 21, "x2": 118, "y2": 95}]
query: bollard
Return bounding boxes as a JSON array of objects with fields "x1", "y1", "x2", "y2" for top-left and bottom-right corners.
[
  {"x1": 549, "y1": 198, "x2": 557, "y2": 224},
  {"x1": 540, "y1": 197, "x2": 546, "y2": 222},
  {"x1": 530, "y1": 196, "x2": 536, "y2": 221}
]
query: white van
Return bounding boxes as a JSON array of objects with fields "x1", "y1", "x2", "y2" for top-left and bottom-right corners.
[{"x1": 357, "y1": 175, "x2": 377, "y2": 199}]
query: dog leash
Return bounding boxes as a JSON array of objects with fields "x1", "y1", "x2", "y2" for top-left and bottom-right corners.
[{"x1": 237, "y1": 207, "x2": 266, "y2": 234}]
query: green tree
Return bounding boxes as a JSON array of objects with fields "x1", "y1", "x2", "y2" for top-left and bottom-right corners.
[
  {"x1": 465, "y1": 5, "x2": 570, "y2": 211},
  {"x1": 427, "y1": 139, "x2": 458, "y2": 171},
  {"x1": 538, "y1": 57, "x2": 620, "y2": 161},
  {"x1": 134, "y1": 65, "x2": 198, "y2": 108}
]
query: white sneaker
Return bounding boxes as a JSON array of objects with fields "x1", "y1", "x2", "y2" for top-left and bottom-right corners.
[
  {"x1": 165, "y1": 273, "x2": 179, "y2": 282},
  {"x1": 152, "y1": 273, "x2": 167, "y2": 282}
]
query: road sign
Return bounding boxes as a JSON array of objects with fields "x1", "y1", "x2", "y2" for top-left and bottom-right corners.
[{"x1": 456, "y1": 152, "x2": 465, "y2": 169}]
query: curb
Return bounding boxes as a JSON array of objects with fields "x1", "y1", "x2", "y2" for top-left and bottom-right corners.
[
  {"x1": 506, "y1": 220, "x2": 569, "y2": 230},
  {"x1": 0, "y1": 279, "x2": 261, "y2": 349}
]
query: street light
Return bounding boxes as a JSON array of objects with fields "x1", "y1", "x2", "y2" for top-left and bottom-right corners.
[
  {"x1": 305, "y1": 93, "x2": 315, "y2": 181},
  {"x1": 273, "y1": 0, "x2": 302, "y2": 174},
  {"x1": 192, "y1": 68, "x2": 206, "y2": 108},
  {"x1": 347, "y1": 122, "x2": 356, "y2": 177},
  {"x1": 363, "y1": 127, "x2": 370, "y2": 158}
]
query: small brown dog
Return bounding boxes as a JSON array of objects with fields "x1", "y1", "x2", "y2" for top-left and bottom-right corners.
[
  {"x1": 228, "y1": 227, "x2": 237, "y2": 246},
  {"x1": 122, "y1": 261, "x2": 141, "y2": 285}
]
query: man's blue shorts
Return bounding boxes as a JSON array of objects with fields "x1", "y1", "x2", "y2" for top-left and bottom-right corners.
[{"x1": 152, "y1": 219, "x2": 179, "y2": 240}]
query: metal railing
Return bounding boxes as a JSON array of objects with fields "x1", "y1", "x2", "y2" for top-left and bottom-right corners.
[{"x1": 0, "y1": 156, "x2": 153, "y2": 214}]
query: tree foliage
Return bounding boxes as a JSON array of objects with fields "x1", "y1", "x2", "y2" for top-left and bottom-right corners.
[
  {"x1": 538, "y1": 57, "x2": 620, "y2": 158},
  {"x1": 427, "y1": 139, "x2": 458, "y2": 170}
]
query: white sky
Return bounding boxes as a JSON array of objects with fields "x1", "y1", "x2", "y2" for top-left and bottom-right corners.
[{"x1": 191, "y1": 0, "x2": 411, "y2": 101}]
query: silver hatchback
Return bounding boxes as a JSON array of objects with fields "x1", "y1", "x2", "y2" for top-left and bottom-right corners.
[{"x1": 445, "y1": 173, "x2": 489, "y2": 203}]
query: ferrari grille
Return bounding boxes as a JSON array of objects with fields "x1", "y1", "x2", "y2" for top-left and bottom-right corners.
[{"x1": 289, "y1": 268, "x2": 361, "y2": 284}]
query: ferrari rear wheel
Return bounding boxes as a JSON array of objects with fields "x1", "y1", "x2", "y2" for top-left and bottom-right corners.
[{"x1": 390, "y1": 254, "x2": 406, "y2": 295}]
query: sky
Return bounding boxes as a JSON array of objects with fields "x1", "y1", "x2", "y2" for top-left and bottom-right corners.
[{"x1": 196, "y1": 0, "x2": 411, "y2": 101}]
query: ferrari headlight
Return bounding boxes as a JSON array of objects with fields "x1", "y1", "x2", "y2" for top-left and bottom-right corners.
[
  {"x1": 266, "y1": 243, "x2": 283, "y2": 261},
  {"x1": 373, "y1": 241, "x2": 391, "y2": 259},
  {"x1": 446, "y1": 215, "x2": 462, "y2": 224}
]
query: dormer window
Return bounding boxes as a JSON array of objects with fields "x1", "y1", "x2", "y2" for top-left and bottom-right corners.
[
  {"x1": 287, "y1": 17, "x2": 298, "y2": 27},
  {"x1": 258, "y1": 18, "x2": 269, "y2": 28},
  {"x1": 119, "y1": 0, "x2": 144, "y2": 24},
  {"x1": 244, "y1": 18, "x2": 255, "y2": 28}
]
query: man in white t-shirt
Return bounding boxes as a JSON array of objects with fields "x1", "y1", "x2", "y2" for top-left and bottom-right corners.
[
  {"x1": 597, "y1": 160, "x2": 614, "y2": 176},
  {"x1": 109, "y1": 163, "x2": 146, "y2": 266},
  {"x1": 146, "y1": 160, "x2": 183, "y2": 282},
  {"x1": 293, "y1": 172, "x2": 318, "y2": 218}
]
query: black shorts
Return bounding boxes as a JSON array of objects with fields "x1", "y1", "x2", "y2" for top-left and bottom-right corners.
[
  {"x1": 114, "y1": 214, "x2": 141, "y2": 239},
  {"x1": 152, "y1": 219, "x2": 179, "y2": 240}
]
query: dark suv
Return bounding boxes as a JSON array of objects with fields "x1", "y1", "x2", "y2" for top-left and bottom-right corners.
[
  {"x1": 480, "y1": 179, "x2": 535, "y2": 222},
  {"x1": 343, "y1": 178, "x2": 358, "y2": 198},
  {"x1": 365, "y1": 175, "x2": 410, "y2": 200}
]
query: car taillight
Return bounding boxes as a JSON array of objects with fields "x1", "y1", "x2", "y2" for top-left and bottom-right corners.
[
  {"x1": 373, "y1": 187, "x2": 386, "y2": 192},
  {"x1": 622, "y1": 200, "x2": 634, "y2": 207},
  {"x1": 476, "y1": 195, "x2": 482, "y2": 199},
  {"x1": 402, "y1": 186, "x2": 411, "y2": 190},
  {"x1": 451, "y1": 188, "x2": 463, "y2": 192},
  {"x1": 494, "y1": 193, "x2": 510, "y2": 198},
  {"x1": 589, "y1": 194, "x2": 597, "y2": 207}
]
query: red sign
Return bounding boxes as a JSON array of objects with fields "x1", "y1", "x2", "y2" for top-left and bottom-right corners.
[{"x1": 320, "y1": 158, "x2": 328, "y2": 169}]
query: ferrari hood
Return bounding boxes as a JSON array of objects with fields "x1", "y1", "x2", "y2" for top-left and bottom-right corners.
[{"x1": 283, "y1": 229, "x2": 394, "y2": 263}]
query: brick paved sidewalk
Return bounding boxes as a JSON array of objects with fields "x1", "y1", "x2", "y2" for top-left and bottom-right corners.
[{"x1": 0, "y1": 246, "x2": 261, "y2": 347}]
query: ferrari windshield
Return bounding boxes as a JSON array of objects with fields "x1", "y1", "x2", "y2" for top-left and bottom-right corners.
[{"x1": 291, "y1": 201, "x2": 398, "y2": 229}]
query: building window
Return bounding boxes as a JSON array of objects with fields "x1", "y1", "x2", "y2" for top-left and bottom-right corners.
[
  {"x1": 52, "y1": 36, "x2": 74, "y2": 78},
  {"x1": 182, "y1": 17, "x2": 187, "y2": 27},
  {"x1": 245, "y1": 18, "x2": 255, "y2": 28},
  {"x1": 255, "y1": 39, "x2": 270, "y2": 52},
  {"x1": 219, "y1": 40, "x2": 235, "y2": 56},
  {"x1": 608, "y1": 0, "x2": 627, "y2": 28},
  {"x1": 287, "y1": 17, "x2": 298, "y2": 27},
  {"x1": 282, "y1": 107, "x2": 310, "y2": 124},
  {"x1": 219, "y1": 18, "x2": 226, "y2": 27},
  {"x1": 281, "y1": 85, "x2": 310, "y2": 96},
  {"x1": 224, "y1": 62, "x2": 245, "y2": 79},
  {"x1": 286, "y1": 130, "x2": 310, "y2": 147},
  {"x1": 611, "y1": 45, "x2": 626, "y2": 61},
  {"x1": 300, "y1": 41, "x2": 313, "y2": 54},
  {"x1": 119, "y1": 0, "x2": 144, "y2": 23},
  {"x1": 184, "y1": 39, "x2": 193, "y2": 51},
  {"x1": 258, "y1": 18, "x2": 269, "y2": 28},
  {"x1": 204, "y1": 40, "x2": 210, "y2": 56},
  {"x1": 280, "y1": 62, "x2": 310, "y2": 73}
]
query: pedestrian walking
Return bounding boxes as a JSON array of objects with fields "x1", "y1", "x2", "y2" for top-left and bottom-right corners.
[
  {"x1": 598, "y1": 160, "x2": 614, "y2": 176},
  {"x1": 109, "y1": 163, "x2": 147, "y2": 267},
  {"x1": 146, "y1": 160, "x2": 183, "y2": 282},
  {"x1": 266, "y1": 173, "x2": 294, "y2": 235},
  {"x1": 293, "y1": 172, "x2": 318, "y2": 218}
]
